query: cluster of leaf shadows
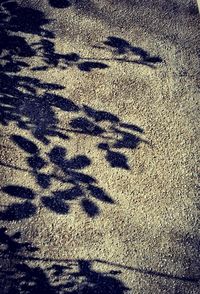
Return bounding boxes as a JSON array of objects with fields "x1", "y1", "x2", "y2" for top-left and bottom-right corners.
[
  {"x1": 1, "y1": 227, "x2": 198, "y2": 293},
  {"x1": 0, "y1": 0, "x2": 161, "y2": 219},
  {"x1": 1, "y1": 133, "x2": 116, "y2": 219},
  {"x1": 0, "y1": 227, "x2": 130, "y2": 294}
]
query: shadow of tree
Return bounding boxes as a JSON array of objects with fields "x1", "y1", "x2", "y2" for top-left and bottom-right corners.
[
  {"x1": 0, "y1": 227, "x2": 130, "y2": 293},
  {"x1": 1, "y1": 133, "x2": 115, "y2": 218},
  {"x1": 104, "y1": 36, "x2": 162, "y2": 62},
  {"x1": 93, "y1": 36, "x2": 163, "y2": 67},
  {"x1": 1, "y1": 0, "x2": 149, "y2": 219},
  {"x1": 1, "y1": 227, "x2": 198, "y2": 293}
]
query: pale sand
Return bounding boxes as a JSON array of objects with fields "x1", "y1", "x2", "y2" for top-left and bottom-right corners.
[{"x1": 0, "y1": 0, "x2": 199, "y2": 293}]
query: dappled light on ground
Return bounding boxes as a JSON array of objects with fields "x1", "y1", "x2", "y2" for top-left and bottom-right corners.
[{"x1": 0, "y1": 0, "x2": 150, "y2": 219}]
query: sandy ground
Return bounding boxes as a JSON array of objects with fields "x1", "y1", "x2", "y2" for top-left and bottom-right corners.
[{"x1": 0, "y1": 0, "x2": 199, "y2": 293}]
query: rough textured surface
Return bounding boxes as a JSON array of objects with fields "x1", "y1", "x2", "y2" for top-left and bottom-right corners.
[{"x1": 0, "y1": 0, "x2": 199, "y2": 293}]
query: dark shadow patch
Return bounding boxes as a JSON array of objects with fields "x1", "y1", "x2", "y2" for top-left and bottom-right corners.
[
  {"x1": 2, "y1": 185, "x2": 35, "y2": 199},
  {"x1": 45, "y1": 129, "x2": 69, "y2": 140},
  {"x1": 81, "y1": 198, "x2": 99, "y2": 217},
  {"x1": 8, "y1": 3, "x2": 53, "y2": 37},
  {"x1": 143, "y1": 56, "x2": 163, "y2": 63},
  {"x1": 106, "y1": 150, "x2": 130, "y2": 170},
  {"x1": 41, "y1": 196, "x2": 69, "y2": 214},
  {"x1": 188, "y1": 3, "x2": 199, "y2": 15},
  {"x1": 67, "y1": 170, "x2": 96, "y2": 184},
  {"x1": 27, "y1": 155, "x2": 46, "y2": 169},
  {"x1": 48, "y1": 146, "x2": 67, "y2": 165},
  {"x1": 66, "y1": 155, "x2": 91, "y2": 169},
  {"x1": 98, "y1": 143, "x2": 109, "y2": 150},
  {"x1": 15, "y1": 263, "x2": 56, "y2": 294},
  {"x1": 0, "y1": 201, "x2": 36, "y2": 220},
  {"x1": 103, "y1": 36, "x2": 163, "y2": 64},
  {"x1": 53, "y1": 187, "x2": 83, "y2": 200},
  {"x1": 0, "y1": 32, "x2": 35, "y2": 58},
  {"x1": 49, "y1": 0, "x2": 71, "y2": 9},
  {"x1": 130, "y1": 46, "x2": 149, "y2": 58},
  {"x1": 63, "y1": 52, "x2": 80, "y2": 62},
  {"x1": 0, "y1": 227, "x2": 38, "y2": 253},
  {"x1": 113, "y1": 130, "x2": 141, "y2": 149},
  {"x1": 31, "y1": 66, "x2": 49, "y2": 71},
  {"x1": 83, "y1": 105, "x2": 119, "y2": 123},
  {"x1": 36, "y1": 173, "x2": 51, "y2": 189},
  {"x1": 78, "y1": 61, "x2": 109, "y2": 72},
  {"x1": 104, "y1": 36, "x2": 130, "y2": 54},
  {"x1": 98, "y1": 143, "x2": 130, "y2": 170},
  {"x1": 119, "y1": 123, "x2": 144, "y2": 133},
  {"x1": 11, "y1": 135, "x2": 38, "y2": 154},
  {"x1": 49, "y1": 151, "x2": 91, "y2": 170},
  {"x1": 43, "y1": 93, "x2": 79, "y2": 112},
  {"x1": 70, "y1": 117, "x2": 105, "y2": 136},
  {"x1": 88, "y1": 185, "x2": 114, "y2": 203}
]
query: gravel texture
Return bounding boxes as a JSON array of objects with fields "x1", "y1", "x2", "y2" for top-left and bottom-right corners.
[{"x1": 0, "y1": 0, "x2": 199, "y2": 293}]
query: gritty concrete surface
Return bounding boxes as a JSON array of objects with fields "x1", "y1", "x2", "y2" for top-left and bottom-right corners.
[{"x1": 0, "y1": 0, "x2": 199, "y2": 293}]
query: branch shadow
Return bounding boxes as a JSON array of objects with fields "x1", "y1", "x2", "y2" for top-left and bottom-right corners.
[
  {"x1": 95, "y1": 36, "x2": 163, "y2": 66},
  {"x1": 0, "y1": 227, "x2": 130, "y2": 293},
  {"x1": 1, "y1": 1, "x2": 150, "y2": 219},
  {"x1": 1, "y1": 227, "x2": 198, "y2": 294}
]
